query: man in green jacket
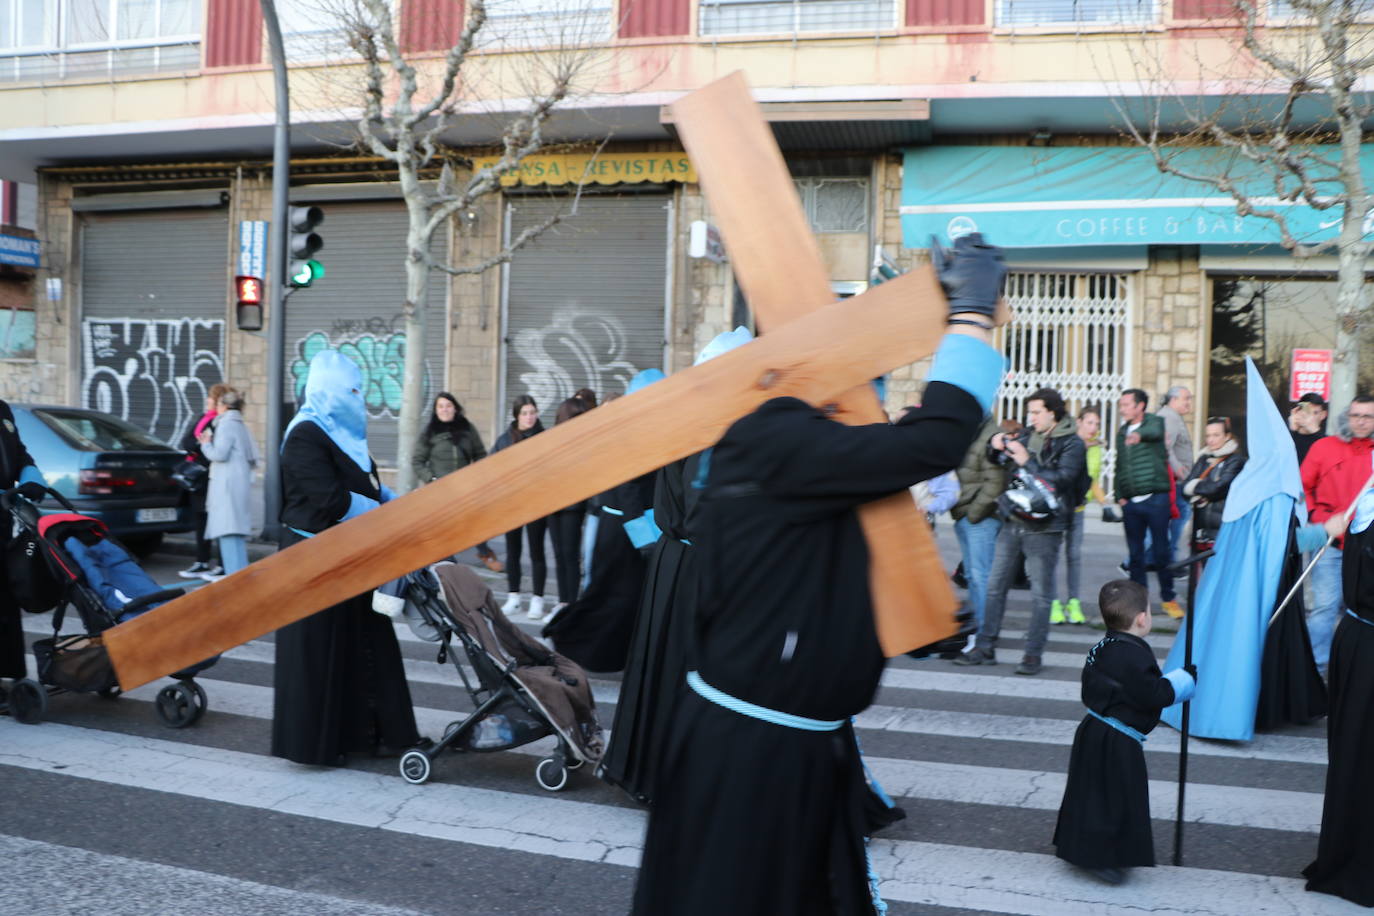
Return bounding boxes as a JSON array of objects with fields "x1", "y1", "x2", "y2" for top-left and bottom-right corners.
[
  {"x1": 1114, "y1": 388, "x2": 1180, "y2": 617},
  {"x1": 950, "y1": 415, "x2": 1008, "y2": 638}
]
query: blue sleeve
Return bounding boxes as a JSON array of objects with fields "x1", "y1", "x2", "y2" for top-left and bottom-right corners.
[
  {"x1": 340, "y1": 491, "x2": 380, "y2": 522},
  {"x1": 379, "y1": 484, "x2": 397, "y2": 504},
  {"x1": 925, "y1": 334, "x2": 1004, "y2": 414},
  {"x1": 19, "y1": 465, "x2": 45, "y2": 486},
  {"x1": 1296, "y1": 522, "x2": 1329, "y2": 553},
  {"x1": 1163, "y1": 667, "x2": 1196, "y2": 705},
  {"x1": 623, "y1": 509, "x2": 662, "y2": 550}
]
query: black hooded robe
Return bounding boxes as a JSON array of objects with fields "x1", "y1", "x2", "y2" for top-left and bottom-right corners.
[
  {"x1": 1255, "y1": 520, "x2": 1327, "y2": 731},
  {"x1": 632, "y1": 384, "x2": 982, "y2": 916},
  {"x1": 542, "y1": 471, "x2": 657, "y2": 673},
  {"x1": 599, "y1": 453, "x2": 704, "y2": 805},
  {"x1": 1303, "y1": 524, "x2": 1374, "y2": 907},
  {"x1": 270, "y1": 421, "x2": 421, "y2": 765},
  {"x1": 1053, "y1": 631, "x2": 1179, "y2": 870},
  {"x1": 0, "y1": 400, "x2": 40, "y2": 681}
]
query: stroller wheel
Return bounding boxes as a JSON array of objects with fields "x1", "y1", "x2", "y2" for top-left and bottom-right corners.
[
  {"x1": 8, "y1": 678, "x2": 47, "y2": 724},
  {"x1": 154, "y1": 682, "x2": 201, "y2": 729},
  {"x1": 399, "y1": 750, "x2": 432, "y2": 785},
  {"x1": 186, "y1": 680, "x2": 208, "y2": 725},
  {"x1": 535, "y1": 757, "x2": 569, "y2": 792}
]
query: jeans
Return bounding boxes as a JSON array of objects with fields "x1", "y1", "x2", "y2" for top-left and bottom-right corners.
[
  {"x1": 1122, "y1": 492, "x2": 1175, "y2": 602},
  {"x1": 1061, "y1": 509, "x2": 1085, "y2": 601},
  {"x1": 1307, "y1": 545, "x2": 1344, "y2": 671},
  {"x1": 549, "y1": 507, "x2": 584, "y2": 603},
  {"x1": 955, "y1": 516, "x2": 1002, "y2": 629},
  {"x1": 1168, "y1": 493, "x2": 1192, "y2": 563},
  {"x1": 505, "y1": 517, "x2": 548, "y2": 596},
  {"x1": 218, "y1": 534, "x2": 248, "y2": 575},
  {"x1": 976, "y1": 522, "x2": 1064, "y2": 660}
]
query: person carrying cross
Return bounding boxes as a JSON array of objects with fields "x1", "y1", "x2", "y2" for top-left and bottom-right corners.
[{"x1": 631, "y1": 233, "x2": 1008, "y2": 915}]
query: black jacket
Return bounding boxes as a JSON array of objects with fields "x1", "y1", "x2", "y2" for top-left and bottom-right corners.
[
  {"x1": 1183, "y1": 445, "x2": 1246, "y2": 537},
  {"x1": 0, "y1": 399, "x2": 37, "y2": 491},
  {"x1": 1006, "y1": 415, "x2": 1087, "y2": 532}
]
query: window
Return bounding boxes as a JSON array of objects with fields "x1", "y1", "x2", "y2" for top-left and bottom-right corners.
[
  {"x1": 0, "y1": 0, "x2": 200, "y2": 82},
  {"x1": 995, "y1": 0, "x2": 1156, "y2": 27},
  {"x1": 276, "y1": 0, "x2": 352, "y2": 61},
  {"x1": 794, "y1": 178, "x2": 869, "y2": 233},
  {"x1": 477, "y1": 0, "x2": 613, "y2": 49},
  {"x1": 699, "y1": 0, "x2": 896, "y2": 37}
]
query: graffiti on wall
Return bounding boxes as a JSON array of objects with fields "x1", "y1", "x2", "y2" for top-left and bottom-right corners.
[
  {"x1": 82, "y1": 318, "x2": 225, "y2": 444},
  {"x1": 290, "y1": 320, "x2": 430, "y2": 417},
  {"x1": 511, "y1": 307, "x2": 641, "y2": 411}
]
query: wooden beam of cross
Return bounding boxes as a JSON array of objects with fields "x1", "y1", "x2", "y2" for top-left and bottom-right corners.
[
  {"x1": 669, "y1": 73, "x2": 958, "y2": 656},
  {"x1": 101, "y1": 79, "x2": 961, "y2": 692}
]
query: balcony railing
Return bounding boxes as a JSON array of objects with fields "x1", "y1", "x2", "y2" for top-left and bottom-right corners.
[{"x1": 0, "y1": 36, "x2": 199, "y2": 82}]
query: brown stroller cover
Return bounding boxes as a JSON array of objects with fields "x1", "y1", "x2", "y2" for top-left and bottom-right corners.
[{"x1": 432, "y1": 563, "x2": 604, "y2": 764}]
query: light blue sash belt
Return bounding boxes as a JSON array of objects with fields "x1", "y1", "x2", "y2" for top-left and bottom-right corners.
[
  {"x1": 1086, "y1": 709, "x2": 1147, "y2": 744},
  {"x1": 289, "y1": 527, "x2": 315, "y2": 540},
  {"x1": 687, "y1": 671, "x2": 845, "y2": 732},
  {"x1": 1346, "y1": 608, "x2": 1374, "y2": 628}
]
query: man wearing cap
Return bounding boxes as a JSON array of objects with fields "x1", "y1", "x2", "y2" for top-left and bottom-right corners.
[{"x1": 1290, "y1": 392, "x2": 1328, "y2": 465}]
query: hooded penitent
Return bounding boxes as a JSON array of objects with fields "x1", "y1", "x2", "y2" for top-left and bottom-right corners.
[{"x1": 284, "y1": 349, "x2": 370, "y2": 472}]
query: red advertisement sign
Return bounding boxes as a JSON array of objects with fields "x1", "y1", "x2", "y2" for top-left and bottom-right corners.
[{"x1": 1290, "y1": 348, "x2": 1333, "y2": 401}]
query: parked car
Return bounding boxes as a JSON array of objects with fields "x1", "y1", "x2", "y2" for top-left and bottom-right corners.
[{"x1": 10, "y1": 404, "x2": 194, "y2": 555}]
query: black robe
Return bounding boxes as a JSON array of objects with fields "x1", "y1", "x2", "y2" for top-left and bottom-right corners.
[
  {"x1": 1053, "y1": 631, "x2": 1178, "y2": 870},
  {"x1": 1255, "y1": 520, "x2": 1327, "y2": 731},
  {"x1": 543, "y1": 471, "x2": 657, "y2": 673},
  {"x1": 0, "y1": 399, "x2": 40, "y2": 680},
  {"x1": 632, "y1": 384, "x2": 982, "y2": 916},
  {"x1": 270, "y1": 421, "x2": 420, "y2": 765},
  {"x1": 599, "y1": 453, "x2": 705, "y2": 805},
  {"x1": 1303, "y1": 525, "x2": 1374, "y2": 907}
]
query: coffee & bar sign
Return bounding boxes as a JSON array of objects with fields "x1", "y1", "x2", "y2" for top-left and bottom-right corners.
[{"x1": 470, "y1": 152, "x2": 696, "y2": 187}]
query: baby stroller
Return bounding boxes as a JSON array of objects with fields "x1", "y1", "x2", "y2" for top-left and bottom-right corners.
[
  {"x1": 1, "y1": 485, "x2": 216, "y2": 728},
  {"x1": 374, "y1": 561, "x2": 603, "y2": 791}
]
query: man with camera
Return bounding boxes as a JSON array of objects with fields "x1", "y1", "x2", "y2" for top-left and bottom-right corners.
[{"x1": 955, "y1": 388, "x2": 1087, "y2": 676}]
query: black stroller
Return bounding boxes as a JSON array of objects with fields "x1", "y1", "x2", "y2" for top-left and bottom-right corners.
[
  {"x1": 0, "y1": 485, "x2": 216, "y2": 727},
  {"x1": 375, "y1": 561, "x2": 603, "y2": 791}
]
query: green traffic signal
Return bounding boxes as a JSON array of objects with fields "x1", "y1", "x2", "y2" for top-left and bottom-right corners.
[{"x1": 288, "y1": 259, "x2": 325, "y2": 288}]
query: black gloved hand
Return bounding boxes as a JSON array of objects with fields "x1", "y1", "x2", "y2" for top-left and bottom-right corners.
[
  {"x1": 930, "y1": 232, "x2": 1007, "y2": 319},
  {"x1": 1184, "y1": 664, "x2": 1198, "y2": 683},
  {"x1": 16, "y1": 481, "x2": 46, "y2": 502}
]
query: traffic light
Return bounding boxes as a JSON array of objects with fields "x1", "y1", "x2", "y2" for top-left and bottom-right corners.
[
  {"x1": 235, "y1": 275, "x2": 264, "y2": 330},
  {"x1": 287, "y1": 205, "x2": 324, "y2": 288}
]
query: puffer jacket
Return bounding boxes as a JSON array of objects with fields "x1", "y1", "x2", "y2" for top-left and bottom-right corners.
[
  {"x1": 1017, "y1": 413, "x2": 1088, "y2": 531},
  {"x1": 950, "y1": 415, "x2": 1007, "y2": 524},
  {"x1": 1114, "y1": 413, "x2": 1169, "y2": 499},
  {"x1": 1182, "y1": 438, "x2": 1245, "y2": 537}
]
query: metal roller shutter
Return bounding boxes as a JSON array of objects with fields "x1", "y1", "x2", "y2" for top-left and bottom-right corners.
[
  {"x1": 283, "y1": 200, "x2": 448, "y2": 468},
  {"x1": 80, "y1": 209, "x2": 229, "y2": 445},
  {"x1": 502, "y1": 194, "x2": 669, "y2": 423}
]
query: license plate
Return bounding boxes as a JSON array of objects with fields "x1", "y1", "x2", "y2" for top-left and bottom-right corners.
[{"x1": 136, "y1": 507, "x2": 177, "y2": 523}]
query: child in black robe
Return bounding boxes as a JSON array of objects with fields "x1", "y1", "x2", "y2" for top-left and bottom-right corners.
[{"x1": 1053, "y1": 579, "x2": 1195, "y2": 885}]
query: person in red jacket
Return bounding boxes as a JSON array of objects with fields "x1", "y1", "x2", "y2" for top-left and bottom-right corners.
[{"x1": 1300, "y1": 395, "x2": 1374, "y2": 674}]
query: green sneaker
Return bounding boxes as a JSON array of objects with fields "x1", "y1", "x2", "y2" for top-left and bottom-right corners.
[
  {"x1": 1067, "y1": 598, "x2": 1087, "y2": 624},
  {"x1": 1050, "y1": 600, "x2": 1066, "y2": 625}
]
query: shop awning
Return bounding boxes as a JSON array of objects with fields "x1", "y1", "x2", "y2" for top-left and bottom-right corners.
[{"x1": 900, "y1": 145, "x2": 1374, "y2": 249}]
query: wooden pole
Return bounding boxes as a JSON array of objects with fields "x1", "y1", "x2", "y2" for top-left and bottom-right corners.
[
  {"x1": 669, "y1": 72, "x2": 959, "y2": 654},
  {"x1": 103, "y1": 269, "x2": 950, "y2": 690}
]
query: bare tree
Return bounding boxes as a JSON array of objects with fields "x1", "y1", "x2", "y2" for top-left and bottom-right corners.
[
  {"x1": 1112, "y1": 0, "x2": 1374, "y2": 406},
  {"x1": 328, "y1": 0, "x2": 605, "y2": 489}
]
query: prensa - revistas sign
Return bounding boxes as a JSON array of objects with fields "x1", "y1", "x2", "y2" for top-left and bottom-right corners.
[{"x1": 470, "y1": 152, "x2": 697, "y2": 187}]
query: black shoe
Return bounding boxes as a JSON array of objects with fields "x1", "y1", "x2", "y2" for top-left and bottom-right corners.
[
  {"x1": 1084, "y1": 866, "x2": 1127, "y2": 885},
  {"x1": 951, "y1": 562, "x2": 968, "y2": 590},
  {"x1": 1015, "y1": 656, "x2": 1043, "y2": 676},
  {"x1": 179, "y1": 561, "x2": 212, "y2": 578},
  {"x1": 953, "y1": 647, "x2": 995, "y2": 666}
]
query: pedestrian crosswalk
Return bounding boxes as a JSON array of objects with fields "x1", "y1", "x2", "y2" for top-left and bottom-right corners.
[{"x1": 4, "y1": 599, "x2": 1356, "y2": 915}]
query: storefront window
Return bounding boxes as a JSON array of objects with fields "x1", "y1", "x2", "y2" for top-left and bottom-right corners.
[{"x1": 1208, "y1": 275, "x2": 1374, "y2": 441}]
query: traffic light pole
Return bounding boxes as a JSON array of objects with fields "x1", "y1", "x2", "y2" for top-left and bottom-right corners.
[{"x1": 261, "y1": 0, "x2": 289, "y2": 541}]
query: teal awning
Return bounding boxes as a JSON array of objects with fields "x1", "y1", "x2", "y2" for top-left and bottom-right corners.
[{"x1": 901, "y1": 145, "x2": 1374, "y2": 249}]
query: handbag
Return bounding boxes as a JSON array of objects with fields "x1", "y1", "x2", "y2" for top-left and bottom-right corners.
[
  {"x1": 32, "y1": 633, "x2": 118, "y2": 692},
  {"x1": 171, "y1": 460, "x2": 209, "y2": 493}
]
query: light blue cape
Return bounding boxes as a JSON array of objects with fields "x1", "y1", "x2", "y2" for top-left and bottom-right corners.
[
  {"x1": 284, "y1": 349, "x2": 372, "y2": 473},
  {"x1": 1161, "y1": 359, "x2": 1300, "y2": 741}
]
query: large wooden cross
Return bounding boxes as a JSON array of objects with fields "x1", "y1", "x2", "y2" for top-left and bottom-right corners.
[{"x1": 103, "y1": 73, "x2": 964, "y2": 692}]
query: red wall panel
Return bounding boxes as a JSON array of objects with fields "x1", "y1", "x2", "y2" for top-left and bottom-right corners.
[
  {"x1": 1173, "y1": 0, "x2": 1234, "y2": 19},
  {"x1": 619, "y1": 0, "x2": 690, "y2": 38},
  {"x1": 205, "y1": 0, "x2": 262, "y2": 68},
  {"x1": 401, "y1": 0, "x2": 466, "y2": 53},
  {"x1": 907, "y1": 0, "x2": 984, "y2": 26}
]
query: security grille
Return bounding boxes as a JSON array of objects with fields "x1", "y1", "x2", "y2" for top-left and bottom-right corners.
[{"x1": 995, "y1": 271, "x2": 1133, "y2": 496}]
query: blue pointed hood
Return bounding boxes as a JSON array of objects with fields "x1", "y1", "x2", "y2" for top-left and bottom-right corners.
[
  {"x1": 1223, "y1": 357, "x2": 1302, "y2": 523},
  {"x1": 627, "y1": 368, "x2": 665, "y2": 394},
  {"x1": 284, "y1": 349, "x2": 372, "y2": 473}
]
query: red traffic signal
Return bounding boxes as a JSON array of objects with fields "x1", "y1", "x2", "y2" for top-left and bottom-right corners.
[{"x1": 235, "y1": 275, "x2": 263, "y2": 305}]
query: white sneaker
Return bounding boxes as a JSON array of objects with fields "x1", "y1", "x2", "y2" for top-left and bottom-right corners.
[
  {"x1": 501, "y1": 592, "x2": 524, "y2": 615},
  {"x1": 526, "y1": 595, "x2": 546, "y2": 621}
]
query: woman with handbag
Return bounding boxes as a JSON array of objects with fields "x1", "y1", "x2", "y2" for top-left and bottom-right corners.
[
  {"x1": 411, "y1": 392, "x2": 503, "y2": 573},
  {"x1": 198, "y1": 388, "x2": 259, "y2": 579},
  {"x1": 178, "y1": 383, "x2": 230, "y2": 578}
]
